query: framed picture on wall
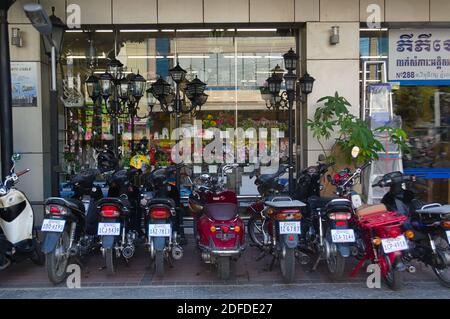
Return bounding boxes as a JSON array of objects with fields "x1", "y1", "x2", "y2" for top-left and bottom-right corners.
[{"x1": 11, "y1": 62, "x2": 38, "y2": 107}]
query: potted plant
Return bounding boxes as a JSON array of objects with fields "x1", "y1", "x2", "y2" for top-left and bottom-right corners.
[{"x1": 307, "y1": 92, "x2": 409, "y2": 165}]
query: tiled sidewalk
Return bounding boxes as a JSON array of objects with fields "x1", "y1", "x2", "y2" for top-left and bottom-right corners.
[{"x1": 0, "y1": 235, "x2": 438, "y2": 288}]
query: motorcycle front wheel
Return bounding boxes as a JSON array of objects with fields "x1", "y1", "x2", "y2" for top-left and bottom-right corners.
[
  {"x1": 432, "y1": 235, "x2": 450, "y2": 288},
  {"x1": 383, "y1": 254, "x2": 403, "y2": 290},
  {"x1": 31, "y1": 235, "x2": 45, "y2": 266},
  {"x1": 45, "y1": 229, "x2": 70, "y2": 284},
  {"x1": 217, "y1": 256, "x2": 231, "y2": 280},
  {"x1": 154, "y1": 250, "x2": 165, "y2": 277},
  {"x1": 105, "y1": 248, "x2": 117, "y2": 275},
  {"x1": 280, "y1": 247, "x2": 296, "y2": 283}
]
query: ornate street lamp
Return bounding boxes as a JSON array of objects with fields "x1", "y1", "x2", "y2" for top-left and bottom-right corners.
[
  {"x1": 169, "y1": 63, "x2": 187, "y2": 83},
  {"x1": 283, "y1": 48, "x2": 298, "y2": 71},
  {"x1": 150, "y1": 63, "x2": 209, "y2": 189},
  {"x1": 258, "y1": 48, "x2": 313, "y2": 196},
  {"x1": 85, "y1": 74, "x2": 101, "y2": 102},
  {"x1": 150, "y1": 70, "x2": 208, "y2": 115},
  {"x1": 299, "y1": 72, "x2": 315, "y2": 97}
]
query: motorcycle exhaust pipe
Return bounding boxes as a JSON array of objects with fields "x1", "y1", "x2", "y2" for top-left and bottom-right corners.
[
  {"x1": 298, "y1": 255, "x2": 310, "y2": 265},
  {"x1": 171, "y1": 245, "x2": 183, "y2": 260},
  {"x1": 122, "y1": 245, "x2": 135, "y2": 259},
  {"x1": 407, "y1": 265, "x2": 416, "y2": 273},
  {"x1": 69, "y1": 247, "x2": 78, "y2": 256},
  {"x1": 296, "y1": 252, "x2": 310, "y2": 265}
]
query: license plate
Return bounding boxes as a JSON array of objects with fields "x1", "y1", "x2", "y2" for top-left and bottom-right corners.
[
  {"x1": 148, "y1": 224, "x2": 171, "y2": 237},
  {"x1": 279, "y1": 221, "x2": 301, "y2": 234},
  {"x1": 446, "y1": 231, "x2": 450, "y2": 244},
  {"x1": 331, "y1": 229, "x2": 356, "y2": 243},
  {"x1": 216, "y1": 233, "x2": 236, "y2": 240},
  {"x1": 381, "y1": 235, "x2": 409, "y2": 254},
  {"x1": 41, "y1": 219, "x2": 66, "y2": 233},
  {"x1": 97, "y1": 223, "x2": 121, "y2": 236}
]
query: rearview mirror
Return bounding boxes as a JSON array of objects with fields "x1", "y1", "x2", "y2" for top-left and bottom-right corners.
[
  {"x1": 318, "y1": 154, "x2": 326, "y2": 162},
  {"x1": 12, "y1": 153, "x2": 21, "y2": 161},
  {"x1": 351, "y1": 146, "x2": 360, "y2": 159}
]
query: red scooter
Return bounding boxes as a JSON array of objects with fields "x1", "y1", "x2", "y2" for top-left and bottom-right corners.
[
  {"x1": 188, "y1": 164, "x2": 245, "y2": 280},
  {"x1": 331, "y1": 147, "x2": 416, "y2": 290},
  {"x1": 351, "y1": 204, "x2": 415, "y2": 290}
]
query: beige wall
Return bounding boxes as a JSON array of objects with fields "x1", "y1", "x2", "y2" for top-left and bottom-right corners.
[
  {"x1": 9, "y1": 0, "x2": 450, "y2": 26},
  {"x1": 304, "y1": 22, "x2": 360, "y2": 166}
]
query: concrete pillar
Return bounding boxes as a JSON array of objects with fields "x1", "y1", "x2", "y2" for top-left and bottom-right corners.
[
  {"x1": 302, "y1": 22, "x2": 360, "y2": 166},
  {"x1": 7, "y1": 0, "x2": 53, "y2": 221}
]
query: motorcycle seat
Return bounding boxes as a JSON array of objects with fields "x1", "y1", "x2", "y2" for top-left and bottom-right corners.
[
  {"x1": 325, "y1": 198, "x2": 353, "y2": 213},
  {"x1": 416, "y1": 204, "x2": 450, "y2": 215},
  {"x1": 147, "y1": 198, "x2": 176, "y2": 208},
  {"x1": 45, "y1": 197, "x2": 85, "y2": 214},
  {"x1": 204, "y1": 203, "x2": 238, "y2": 221},
  {"x1": 356, "y1": 204, "x2": 388, "y2": 218},
  {"x1": 258, "y1": 165, "x2": 288, "y2": 184}
]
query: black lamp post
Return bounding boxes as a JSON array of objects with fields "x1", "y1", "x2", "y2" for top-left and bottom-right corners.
[
  {"x1": 150, "y1": 63, "x2": 208, "y2": 188},
  {"x1": 259, "y1": 48, "x2": 314, "y2": 195},
  {"x1": 127, "y1": 72, "x2": 146, "y2": 153},
  {"x1": 283, "y1": 48, "x2": 299, "y2": 196},
  {"x1": 86, "y1": 61, "x2": 153, "y2": 155},
  {"x1": 24, "y1": 4, "x2": 66, "y2": 197},
  {"x1": 0, "y1": 0, "x2": 15, "y2": 180}
]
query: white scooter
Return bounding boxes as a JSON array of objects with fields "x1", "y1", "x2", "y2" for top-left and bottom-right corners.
[{"x1": 0, "y1": 154, "x2": 44, "y2": 270}]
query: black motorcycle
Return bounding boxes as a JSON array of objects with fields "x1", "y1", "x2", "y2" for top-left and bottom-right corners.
[
  {"x1": 374, "y1": 171, "x2": 450, "y2": 288},
  {"x1": 295, "y1": 159, "x2": 362, "y2": 279},
  {"x1": 247, "y1": 164, "x2": 309, "y2": 283},
  {"x1": 41, "y1": 168, "x2": 103, "y2": 284},
  {"x1": 141, "y1": 164, "x2": 184, "y2": 277},
  {"x1": 96, "y1": 168, "x2": 141, "y2": 274}
]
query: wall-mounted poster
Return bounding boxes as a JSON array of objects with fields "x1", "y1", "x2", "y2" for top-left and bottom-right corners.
[
  {"x1": 11, "y1": 62, "x2": 38, "y2": 107},
  {"x1": 389, "y1": 29, "x2": 450, "y2": 86}
]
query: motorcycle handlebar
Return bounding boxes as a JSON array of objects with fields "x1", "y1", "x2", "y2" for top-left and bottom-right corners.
[
  {"x1": 16, "y1": 169, "x2": 30, "y2": 177},
  {"x1": 372, "y1": 174, "x2": 415, "y2": 188},
  {"x1": 360, "y1": 161, "x2": 372, "y2": 170}
]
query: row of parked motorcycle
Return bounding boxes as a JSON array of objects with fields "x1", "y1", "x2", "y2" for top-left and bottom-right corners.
[{"x1": 0, "y1": 146, "x2": 450, "y2": 290}]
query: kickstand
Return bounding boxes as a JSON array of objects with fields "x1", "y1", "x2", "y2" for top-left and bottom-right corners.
[
  {"x1": 311, "y1": 255, "x2": 321, "y2": 271},
  {"x1": 255, "y1": 250, "x2": 266, "y2": 261},
  {"x1": 73, "y1": 256, "x2": 84, "y2": 270},
  {"x1": 269, "y1": 256, "x2": 276, "y2": 271}
]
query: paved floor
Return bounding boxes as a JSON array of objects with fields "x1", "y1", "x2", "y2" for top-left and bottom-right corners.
[{"x1": 0, "y1": 235, "x2": 449, "y2": 298}]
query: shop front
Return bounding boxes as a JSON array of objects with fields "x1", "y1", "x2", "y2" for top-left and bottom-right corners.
[
  {"x1": 361, "y1": 27, "x2": 450, "y2": 203},
  {"x1": 60, "y1": 28, "x2": 298, "y2": 199}
]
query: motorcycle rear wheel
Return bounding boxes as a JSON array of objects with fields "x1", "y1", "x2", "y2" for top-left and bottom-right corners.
[
  {"x1": 327, "y1": 250, "x2": 346, "y2": 280},
  {"x1": 280, "y1": 247, "x2": 296, "y2": 283},
  {"x1": 432, "y1": 236, "x2": 450, "y2": 288},
  {"x1": 217, "y1": 256, "x2": 231, "y2": 280},
  {"x1": 383, "y1": 255, "x2": 403, "y2": 290},
  {"x1": 105, "y1": 248, "x2": 117, "y2": 275},
  {"x1": 45, "y1": 229, "x2": 70, "y2": 284},
  {"x1": 248, "y1": 214, "x2": 266, "y2": 249},
  {"x1": 155, "y1": 250, "x2": 165, "y2": 277}
]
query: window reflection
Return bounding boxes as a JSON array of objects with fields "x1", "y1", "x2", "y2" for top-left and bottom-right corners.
[{"x1": 61, "y1": 30, "x2": 296, "y2": 196}]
